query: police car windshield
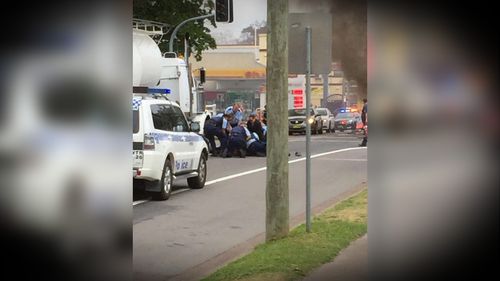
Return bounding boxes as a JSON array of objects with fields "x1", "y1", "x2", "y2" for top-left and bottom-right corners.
[
  {"x1": 336, "y1": 112, "x2": 355, "y2": 119},
  {"x1": 289, "y1": 109, "x2": 314, "y2": 116}
]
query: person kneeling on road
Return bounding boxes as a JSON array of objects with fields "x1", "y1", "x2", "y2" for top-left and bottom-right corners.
[
  {"x1": 246, "y1": 130, "x2": 266, "y2": 157},
  {"x1": 203, "y1": 113, "x2": 233, "y2": 156},
  {"x1": 225, "y1": 121, "x2": 248, "y2": 158}
]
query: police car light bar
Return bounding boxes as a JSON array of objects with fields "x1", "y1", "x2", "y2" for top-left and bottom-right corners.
[{"x1": 148, "y1": 88, "x2": 171, "y2": 94}]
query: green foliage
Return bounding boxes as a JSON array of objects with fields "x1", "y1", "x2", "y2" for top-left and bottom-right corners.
[
  {"x1": 238, "y1": 21, "x2": 267, "y2": 45},
  {"x1": 133, "y1": 0, "x2": 217, "y2": 60},
  {"x1": 202, "y1": 190, "x2": 368, "y2": 281}
]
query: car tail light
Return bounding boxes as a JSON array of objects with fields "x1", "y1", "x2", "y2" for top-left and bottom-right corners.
[{"x1": 144, "y1": 134, "x2": 155, "y2": 150}]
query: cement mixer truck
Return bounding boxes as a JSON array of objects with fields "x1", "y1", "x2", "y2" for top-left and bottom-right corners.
[
  {"x1": 133, "y1": 19, "x2": 208, "y2": 120},
  {"x1": 133, "y1": 19, "x2": 209, "y2": 200}
]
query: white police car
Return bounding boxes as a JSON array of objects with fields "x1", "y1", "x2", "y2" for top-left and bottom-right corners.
[{"x1": 133, "y1": 94, "x2": 209, "y2": 200}]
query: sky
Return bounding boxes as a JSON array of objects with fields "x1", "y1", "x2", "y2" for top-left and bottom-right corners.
[{"x1": 209, "y1": 0, "x2": 267, "y2": 44}]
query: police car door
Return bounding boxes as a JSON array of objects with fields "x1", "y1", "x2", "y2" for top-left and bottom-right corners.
[
  {"x1": 149, "y1": 103, "x2": 190, "y2": 174},
  {"x1": 170, "y1": 106, "x2": 196, "y2": 173}
]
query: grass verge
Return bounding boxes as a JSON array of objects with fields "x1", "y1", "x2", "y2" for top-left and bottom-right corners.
[{"x1": 202, "y1": 188, "x2": 368, "y2": 281}]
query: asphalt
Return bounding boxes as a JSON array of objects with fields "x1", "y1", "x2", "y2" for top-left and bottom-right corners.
[{"x1": 133, "y1": 133, "x2": 367, "y2": 281}]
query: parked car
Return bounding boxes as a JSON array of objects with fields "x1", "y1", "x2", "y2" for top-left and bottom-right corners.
[
  {"x1": 316, "y1": 107, "x2": 335, "y2": 133},
  {"x1": 288, "y1": 108, "x2": 323, "y2": 135},
  {"x1": 133, "y1": 94, "x2": 209, "y2": 200}
]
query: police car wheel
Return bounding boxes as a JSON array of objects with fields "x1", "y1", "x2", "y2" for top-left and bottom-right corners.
[
  {"x1": 152, "y1": 159, "x2": 173, "y2": 201},
  {"x1": 188, "y1": 154, "x2": 207, "y2": 189}
]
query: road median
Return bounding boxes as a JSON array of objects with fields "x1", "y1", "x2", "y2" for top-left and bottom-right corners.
[{"x1": 202, "y1": 187, "x2": 368, "y2": 281}]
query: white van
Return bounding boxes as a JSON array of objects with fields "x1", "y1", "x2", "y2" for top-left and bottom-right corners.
[{"x1": 133, "y1": 94, "x2": 208, "y2": 200}]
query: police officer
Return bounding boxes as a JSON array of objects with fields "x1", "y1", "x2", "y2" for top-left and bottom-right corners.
[
  {"x1": 361, "y1": 98, "x2": 368, "y2": 126},
  {"x1": 226, "y1": 121, "x2": 249, "y2": 158},
  {"x1": 245, "y1": 127, "x2": 266, "y2": 157},
  {"x1": 225, "y1": 103, "x2": 244, "y2": 127},
  {"x1": 359, "y1": 98, "x2": 368, "y2": 147},
  {"x1": 203, "y1": 113, "x2": 233, "y2": 156}
]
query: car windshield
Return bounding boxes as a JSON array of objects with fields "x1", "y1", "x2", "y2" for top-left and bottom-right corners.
[
  {"x1": 289, "y1": 109, "x2": 314, "y2": 116},
  {"x1": 316, "y1": 109, "x2": 328, "y2": 116},
  {"x1": 336, "y1": 112, "x2": 355, "y2": 119}
]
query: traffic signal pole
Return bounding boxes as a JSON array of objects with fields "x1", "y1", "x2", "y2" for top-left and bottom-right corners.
[
  {"x1": 168, "y1": 13, "x2": 214, "y2": 53},
  {"x1": 168, "y1": 0, "x2": 233, "y2": 53}
]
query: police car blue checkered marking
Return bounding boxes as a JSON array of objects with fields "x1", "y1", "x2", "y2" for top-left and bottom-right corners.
[{"x1": 132, "y1": 98, "x2": 142, "y2": 111}]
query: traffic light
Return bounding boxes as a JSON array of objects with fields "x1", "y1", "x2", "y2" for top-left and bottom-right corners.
[
  {"x1": 215, "y1": 0, "x2": 233, "y2": 23},
  {"x1": 199, "y1": 68, "x2": 206, "y2": 84}
]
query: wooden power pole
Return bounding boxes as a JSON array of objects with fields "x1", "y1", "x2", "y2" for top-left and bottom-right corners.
[{"x1": 266, "y1": 0, "x2": 289, "y2": 241}]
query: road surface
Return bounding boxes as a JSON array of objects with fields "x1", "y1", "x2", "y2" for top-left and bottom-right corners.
[{"x1": 133, "y1": 133, "x2": 367, "y2": 280}]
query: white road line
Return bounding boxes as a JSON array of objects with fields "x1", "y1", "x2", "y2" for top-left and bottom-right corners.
[
  {"x1": 133, "y1": 199, "x2": 149, "y2": 206},
  {"x1": 172, "y1": 188, "x2": 190, "y2": 195},
  {"x1": 319, "y1": 158, "x2": 367, "y2": 161},
  {"x1": 289, "y1": 139, "x2": 361, "y2": 143},
  {"x1": 134, "y1": 146, "x2": 366, "y2": 206},
  {"x1": 205, "y1": 167, "x2": 267, "y2": 186},
  {"x1": 207, "y1": 147, "x2": 366, "y2": 185},
  {"x1": 133, "y1": 188, "x2": 191, "y2": 207}
]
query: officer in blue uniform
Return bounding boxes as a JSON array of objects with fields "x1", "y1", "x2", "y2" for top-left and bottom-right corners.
[
  {"x1": 203, "y1": 113, "x2": 233, "y2": 156},
  {"x1": 245, "y1": 127, "x2": 266, "y2": 157},
  {"x1": 226, "y1": 121, "x2": 249, "y2": 158},
  {"x1": 225, "y1": 103, "x2": 244, "y2": 127}
]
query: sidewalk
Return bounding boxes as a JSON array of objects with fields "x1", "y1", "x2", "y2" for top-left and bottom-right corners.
[{"x1": 303, "y1": 235, "x2": 367, "y2": 281}]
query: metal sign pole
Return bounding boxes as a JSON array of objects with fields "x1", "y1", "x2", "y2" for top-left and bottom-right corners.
[{"x1": 305, "y1": 26, "x2": 312, "y2": 233}]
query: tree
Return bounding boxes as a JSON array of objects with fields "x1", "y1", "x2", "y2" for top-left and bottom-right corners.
[
  {"x1": 133, "y1": 0, "x2": 217, "y2": 60},
  {"x1": 238, "y1": 21, "x2": 267, "y2": 45},
  {"x1": 211, "y1": 29, "x2": 238, "y2": 45}
]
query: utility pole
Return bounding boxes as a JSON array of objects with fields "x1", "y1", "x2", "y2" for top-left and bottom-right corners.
[
  {"x1": 266, "y1": 0, "x2": 289, "y2": 241},
  {"x1": 322, "y1": 73, "x2": 329, "y2": 107},
  {"x1": 305, "y1": 26, "x2": 312, "y2": 232}
]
